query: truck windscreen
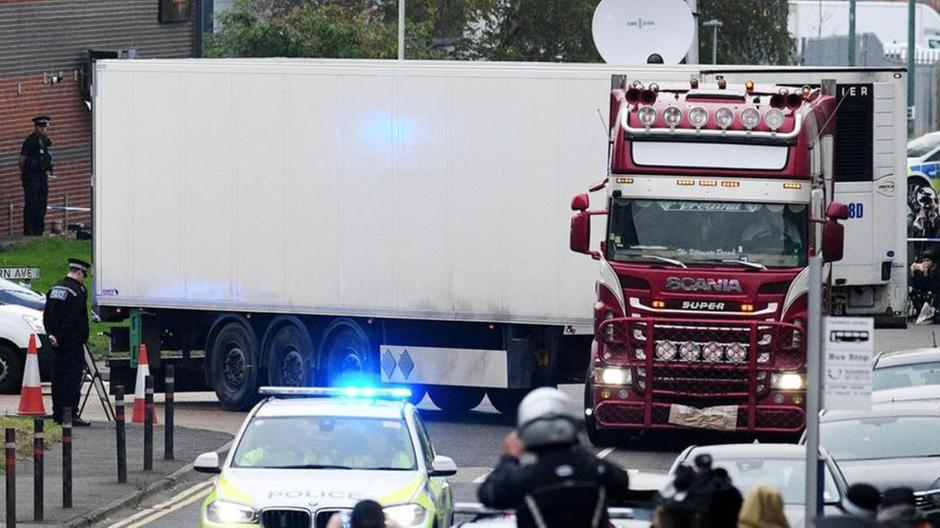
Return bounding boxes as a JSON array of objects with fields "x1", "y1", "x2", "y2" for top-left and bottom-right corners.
[{"x1": 607, "y1": 199, "x2": 808, "y2": 268}]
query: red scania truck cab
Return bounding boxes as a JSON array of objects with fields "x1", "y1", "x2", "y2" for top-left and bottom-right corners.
[{"x1": 571, "y1": 78, "x2": 843, "y2": 444}]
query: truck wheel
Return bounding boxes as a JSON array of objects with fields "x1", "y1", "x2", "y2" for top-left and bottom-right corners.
[
  {"x1": 266, "y1": 323, "x2": 314, "y2": 387},
  {"x1": 0, "y1": 345, "x2": 23, "y2": 394},
  {"x1": 428, "y1": 387, "x2": 484, "y2": 414},
  {"x1": 321, "y1": 320, "x2": 375, "y2": 386},
  {"x1": 584, "y1": 381, "x2": 615, "y2": 447},
  {"x1": 209, "y1": 322, "x2": 260, "y2": 411},
  {"x1": 487, "y1": 389, "x2": 528, "y2": 415}
]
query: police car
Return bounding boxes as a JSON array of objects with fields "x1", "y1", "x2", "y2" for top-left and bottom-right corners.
[
  {"x1": 194, "y1": 387, "x2": 456, "y2": 528},
  {"x1": 908, "y1": 131, "x2": 940, "y2": 223}
]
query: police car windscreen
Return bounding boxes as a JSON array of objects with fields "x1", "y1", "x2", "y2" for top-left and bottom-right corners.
[
  {"x1": 232, "y1": 416, "x2": 417, "y2": 471},
  {"x1": 607, "y1": 199, "x2": 808, "y2": 268},
  {"x1": 821, "y1": 416, "x2": 940, "y2": 461},
  {"x1": 872, "y1": 363, "x2": 940, "y2": 391},
  {"x1": 709, "y1": 457, "x2": 840, "y2": 505}
]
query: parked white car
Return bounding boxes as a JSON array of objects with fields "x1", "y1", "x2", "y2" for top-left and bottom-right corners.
[{"x1": 0, "y1": 302, "x2": 50, "y2": 393}]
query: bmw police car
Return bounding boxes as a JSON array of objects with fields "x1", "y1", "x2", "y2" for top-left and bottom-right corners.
[
  {"x1": 194, "y1": 387, "x2": 456, "y2": 527},
  {"x1": 908, "y1": 131, "x2": 940, "y2": 222}
]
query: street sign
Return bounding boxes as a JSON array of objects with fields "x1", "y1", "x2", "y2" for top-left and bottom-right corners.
[
  {"x1": 0, "y1": 267, "x2": 40, "y2": 280},
  {"x1": 823, "y1": 316, "x2": 874, "y2": 411}
]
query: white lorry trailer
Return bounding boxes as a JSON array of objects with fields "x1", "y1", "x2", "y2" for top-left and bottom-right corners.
[{"x1": 92, "y1": 60, "x2": 907, "y2": 411}]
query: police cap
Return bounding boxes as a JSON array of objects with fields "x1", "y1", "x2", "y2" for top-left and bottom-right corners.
[
  {"x1": 68, "y1": 258, "x2": 91, "y2": 273},
  {"x1": 32, "y1": 116, "x2": 51, "y2": 127}
]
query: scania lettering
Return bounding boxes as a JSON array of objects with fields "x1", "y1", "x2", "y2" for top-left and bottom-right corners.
[{"x1": 572, "y1": 71, "x2": 906, "y2": 444}]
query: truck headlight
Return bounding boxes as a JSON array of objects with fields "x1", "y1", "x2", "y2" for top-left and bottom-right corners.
[
  {"x1": 599, "y1": 367, "x2": 632, "y2": 385},
  {"x1": 21, "y1": 314, "x2": 44, "y2": 334},
  {"x1": 205, "y1": 500, "x2": 258, "y2": 524},
  {"x1": 771, "y1": 372, "x2": 805, "y2": 390},
  {"x1": 384, "y1": 504, "x2": 427, "y2": 527}
]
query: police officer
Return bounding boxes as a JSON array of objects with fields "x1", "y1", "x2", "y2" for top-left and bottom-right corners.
[
  {"x1": 18, "y1": 116, "x2": 54, "y2": 236},
  {"x1": 477, "y1": 387, "x2": 629, "y2": 528},
  {"x1": 42, "y1": 258, "x2": 91, "y2": 426}
]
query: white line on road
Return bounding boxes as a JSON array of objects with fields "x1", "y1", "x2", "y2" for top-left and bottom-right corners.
[
  {"x1": 597, "y1": 447, "x2": 616, "y2": 459},
  {"x1": 473, "y1": 470, "x2": 492, "y2": 484},
  {"x1": 107, "y1": 478, "x2": 215, "y2": 528}
]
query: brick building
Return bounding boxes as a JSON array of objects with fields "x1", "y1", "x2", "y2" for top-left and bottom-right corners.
[{"x1": 0, "y1": 0, "x2": 199, "y2": 237}]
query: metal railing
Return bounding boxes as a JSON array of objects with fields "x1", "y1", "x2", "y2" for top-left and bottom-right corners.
[{"x1": 6, "y1": 193, "x2": 91, "y2": 236}]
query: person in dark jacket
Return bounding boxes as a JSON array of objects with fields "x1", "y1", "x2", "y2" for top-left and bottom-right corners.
[
  {"x1": 42, "y1": 258, "x2": 91, "y2": 426},
  {"x1": 18, "y1": 115, "x2": 54, "y2": 236},
  {"x1": 477, "y1": 387, "x2": 630, "y2": 528},
  {"x1": 816, "y1": 483, "x2": 881, "y2": 528},
  {"x1": 877, "y1": 487, "x2": 931, "y2": 528}
]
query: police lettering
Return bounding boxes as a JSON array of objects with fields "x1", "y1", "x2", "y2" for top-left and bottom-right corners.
[{"x1": 268, "y1": 490, "x2": 363, "y2": 500}]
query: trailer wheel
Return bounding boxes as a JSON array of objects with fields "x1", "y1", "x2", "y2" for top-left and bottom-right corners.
[
  {"x1": 487, "y1": 389, "x2": 528, "y2": 415},
  {"x1": 209, "y1": 322, "x2": 260, "y2": 411},
  {"x1": 0, "y1": 345, "x2": 23, "y2": 394},
  {"x1": 321, "y1": 320, "x2": 376, "y2": 386},
  {"x1": 266, "y1": 323, "x2": 315, "y2": 387},
  {"x1": 428, "y1": 387, "x2": 484, "y2": 414}
]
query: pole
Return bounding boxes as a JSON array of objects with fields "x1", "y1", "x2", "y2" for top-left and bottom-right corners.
[
  {"x1": 703, "y1": 20, "x2": 722, "y2": 65},
  {"x1": 848, "y1": 0, "x2": 856, "y2": 66},
  {"x1": 164, "y1": 366, "x2": 174, "y2": 460},
  {"x1": 398, "y1": 0, "x2": 405, "y2": 61},
  {"x1": 62, "y1": 408, "x2": 72, "y2": 509},
  {"x1": 908, "y1": 0, "x2": 916, "y2": 136},
  {"x1": 115, "y1": 385, "x2": 127, "y2": 483},
  {"x1": 6, "y1": 428, "x2": 15, "y2": 528},
  {"x1": 686, "y1": 0, "x2": 699, "y2": 64},
  {"x1": 144, "y1": 375, "x2": 153, "y2": 471},
  {"x1": 33, "y1": 419, "x2": 43, "y2": 522}
]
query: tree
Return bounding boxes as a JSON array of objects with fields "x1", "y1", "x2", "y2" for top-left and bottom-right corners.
[
  {"x1": 698, "y1": 0, "x2": 795, "y2": 65},
  {"x1": 205, "y1": 0, "x2": 445, "y2": 59},
  {"x1": 457, "y1": 0, "x2": 602, "y2": 62}
]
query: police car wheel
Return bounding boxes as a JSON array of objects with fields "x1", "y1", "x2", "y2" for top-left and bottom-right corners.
[
  {"x1": 210, "y1": 322, "x2": 260, "y2": 411},
  {"x1": 428, "y1": 387, "x2": 484, "y2": 414},
  {"x1": 0, "y1": 345, "x2": 23, "y2": 394},
  {"x1": 266, "y1": 324, "x2": 314, "y2": 387},
  {"x1": 322, "y1": 321, "x2": 376, "y2": 385},
  {"x1": 487, "y1": 389, "x2": 527, "y2": 415}
]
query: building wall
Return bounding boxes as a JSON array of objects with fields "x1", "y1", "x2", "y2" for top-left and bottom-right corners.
[{"x1": 0, "y1": 0, "x2": 193, "y2": 237}]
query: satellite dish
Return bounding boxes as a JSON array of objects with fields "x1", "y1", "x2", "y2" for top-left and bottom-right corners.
[{"x1": 592, "y1": 0, "x2": 695, "y2": 65}]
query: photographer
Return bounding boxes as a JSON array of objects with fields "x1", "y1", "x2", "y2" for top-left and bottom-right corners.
[
  {"x1": 911, "y1": 247, "x2": 940, "y2": 324},
  {"x1": 477, "y1": 387, "x2": 629, "y2": 528},
  {"x1": 912, "y1": 187, "x2": 940, "y2": 239}
]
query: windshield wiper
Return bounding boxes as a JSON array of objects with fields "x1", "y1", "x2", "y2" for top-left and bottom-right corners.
[
  {"x1": 696, "y1": 259, "x2": 767, "y2": 271},
  {"x1": 274, "y1": 464, "x2": 354, "y2": 470},
  {"x1": 639, "y1": 255, "x2": 687, "y2": 269}
]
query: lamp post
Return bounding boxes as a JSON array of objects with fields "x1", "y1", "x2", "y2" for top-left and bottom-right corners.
[
  {"x1": 703, "y1": 19, "x2": 722, "y2": 65},
  {"x1": 399, "y1": 0, "x2": 406, "y2": 60}
]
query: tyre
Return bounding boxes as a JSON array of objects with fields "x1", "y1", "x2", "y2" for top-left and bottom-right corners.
[
  {"x1": 487, "y1": 389, "x2": 528, "y2": 415},
  {"x1": 320, "y1": 320, "x2": 376, "y2": 386},
  {"x1": 209, "y1": 322, "x2": 260, "y2": 411},
  {"x1": 0, "y1": 345, "x2": 23, "y2": 394},
  {"x1": 428, "y1": 387, "x2": 485, "y2": 414},
  {"x1": 266, "y1": 323, "x2": 315, "y2": 387}
]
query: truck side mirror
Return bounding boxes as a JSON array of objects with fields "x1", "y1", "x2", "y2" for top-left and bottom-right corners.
[
  {"x1": 822, "y1": 201, "x2": 848, "y2": 263},
  {"x1": 570, "y1": 212, "x2": 592, "y2": 255},
  {"x1": 571, "y1": 193, "x2": 590, "y2": 212},
  {"x1": 825, "y1": 202, "x2": 849, "y2": 221}
]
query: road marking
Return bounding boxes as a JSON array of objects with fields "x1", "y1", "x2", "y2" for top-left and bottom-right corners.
[
  {"x1": 107, "y1": 478, "x2": 214, "y2": 528},
  {"x1": 597, "y1": 447, "x2": 616, "y2": 459},
  {"x1": 473, "y1": 470, "x2": 492, "y2": 484}
]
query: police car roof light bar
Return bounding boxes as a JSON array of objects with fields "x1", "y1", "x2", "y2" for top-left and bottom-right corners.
[{"x1": 258, "y1": 386, "x2": 412, "y2": 400}]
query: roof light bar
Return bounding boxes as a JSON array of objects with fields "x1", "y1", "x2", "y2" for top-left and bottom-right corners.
[{"x1": 258, "y1": 386, "x2": 413, "y2": 399}]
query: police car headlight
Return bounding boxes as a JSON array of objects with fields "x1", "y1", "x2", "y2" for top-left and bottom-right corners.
[
  {"x1": 21, "y1": 314, "x2": 44, "y2": 334},
  {"x1": 205, "y1": 500, "x2": 258, "y2": 524},
  {"x1": 384, "y1": 504, "x2": 427, "y2": 527}
]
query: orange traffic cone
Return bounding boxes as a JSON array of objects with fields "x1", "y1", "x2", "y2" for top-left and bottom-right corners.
[
  {"x1": 18, "y1": 334, "x2": 46, "y2": 416},
  {"x1": 132, "y1": 344, "x2": 158, "y2": 424}
]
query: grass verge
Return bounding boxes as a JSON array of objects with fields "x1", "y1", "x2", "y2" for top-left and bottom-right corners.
[
  {"x1": 0, "y1": 237, "x2": 115, "y2": 358},
  {"x1": 0, "y1": 416, "x2": 63, "y2": 472}
]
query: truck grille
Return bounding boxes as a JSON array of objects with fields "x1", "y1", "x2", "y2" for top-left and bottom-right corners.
[{"x1": 261, "y1": 509, "x2": 311, "y2": 528}]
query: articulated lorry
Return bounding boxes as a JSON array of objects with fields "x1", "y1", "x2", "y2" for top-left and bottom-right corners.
[
  {"x1": 93, "y1": 61, "x2": 905, "y2": 415},
  {"x1": 575, "y1": 68, "x2": 907, "y2": 442}
]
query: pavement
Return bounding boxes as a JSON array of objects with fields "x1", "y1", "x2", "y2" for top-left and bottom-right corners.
[
  {"x1": 0, "y1": 390, "x2": 232, "y2": 527},
  {"x1": 0, "y1": 323, "x2": 927, "y2": 526}
]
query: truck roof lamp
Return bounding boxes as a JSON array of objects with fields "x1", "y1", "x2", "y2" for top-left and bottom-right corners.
[
  {"x1": 714, "y1": 107, "x2": 734, "y2": 129},
  {"x1": 637, "y1": 106, "x2": 658, "y2": 127},
  {"x1": 744, "y1": 80, "x2": 755, "y2": 93},
  {"x1": 690, "y1": 78, "x2": 700, "y2": 89},
  {"x1": 785, "y1": 92, "x2": 803, "y2": 110},
  {"x1": 688, "y1": 106, "x2": 709, "y2": 128},
  {"x1": 740, "y1": 107, "x2": 760, "y2": 130},
  {"x1": 764, "y1": 108, "x2": 786, "y2": 131},
  {"x1": 663, "y1": 106, "x2": 682, "y2": 127}
]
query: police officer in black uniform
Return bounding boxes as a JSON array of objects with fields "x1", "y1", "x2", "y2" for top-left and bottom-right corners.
[
  {"x1": 478, "y1": 387, "x2": 629, "y2": 528},
  {"x1": 18, "y1": 115, "x2": 54, "y2": 236},
  {"x1": 42, "y1": 258, "x2": 91, "y2": 426}
]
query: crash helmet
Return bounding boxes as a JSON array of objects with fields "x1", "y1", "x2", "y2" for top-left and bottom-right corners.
[{"x1": 516, "y1": 387, "x2": 579, "y2": 448}]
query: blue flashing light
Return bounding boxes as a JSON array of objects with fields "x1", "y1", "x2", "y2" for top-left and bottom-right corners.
[{"x1": 259, "y1": 386, "x2": 413, "y2": 400}]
